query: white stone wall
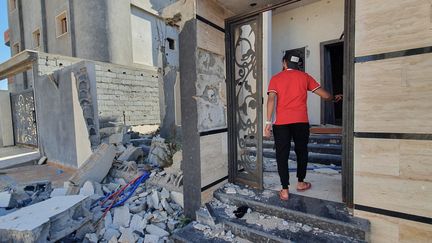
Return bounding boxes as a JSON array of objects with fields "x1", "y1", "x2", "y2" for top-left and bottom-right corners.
[
  {"x1": 271, "y1": 0, "x2": 345, "y2": 125},
  {"x1": 95, "y1": 63, "x2": 160, "y2": 126}
]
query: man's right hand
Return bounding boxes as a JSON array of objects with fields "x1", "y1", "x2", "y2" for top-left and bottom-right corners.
[{"x1": 264, "y1": 124, "x2": 272, "y2": 138}]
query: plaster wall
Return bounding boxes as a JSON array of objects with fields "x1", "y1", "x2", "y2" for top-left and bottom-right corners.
[
  {"x1": 45, "y1": 0, "x2": 72, "y2": 57},
  {"x1": 271, "y1": 0, "x2": 344, "y2": 125},
  {"x1": 35, "y1": 62, "x2": 94, "y2": 168},
  {"x1": 72, "y1": 0, "x2": 110, "y2": 62},
  {"x1": 0, "y1": 91, "x2": 14, "y2": 147}
]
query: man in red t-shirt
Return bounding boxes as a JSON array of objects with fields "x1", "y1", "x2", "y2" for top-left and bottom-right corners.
[{"x1": 265, "y1": 54, "x2": 342, "y2": 201}]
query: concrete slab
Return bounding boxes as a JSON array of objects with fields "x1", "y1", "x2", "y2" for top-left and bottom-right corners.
[
  {"x1": 0, "y1": 195, "x2": 91, "y2": 243},
  {"x1": 0, "y1": 164, "x2": 74, "y2": 191},
  {"x1": 0, "y1": 147, "x2": 40, "y2": 170},
  {"x1": 67, "y1": 144, "x2": 116, "y2": 193}
]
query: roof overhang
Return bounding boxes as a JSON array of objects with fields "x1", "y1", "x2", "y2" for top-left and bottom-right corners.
[{"x1": 0, "y1": 50, "x2": 38, "y2": 80}]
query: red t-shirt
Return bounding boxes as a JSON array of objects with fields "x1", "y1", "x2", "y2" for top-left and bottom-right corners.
[{"x1": 267, "y1": 69, "x2": 320, "y2": 125}]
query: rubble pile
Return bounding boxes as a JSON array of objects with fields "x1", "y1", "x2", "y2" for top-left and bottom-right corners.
[{"x1": 0, "y1": 127, "x2": 187, "y2": 243}]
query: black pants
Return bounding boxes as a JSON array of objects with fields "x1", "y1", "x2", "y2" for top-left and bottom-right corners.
[{"x1": 273, "y1": 123, "x2": 310, "y2": 189}]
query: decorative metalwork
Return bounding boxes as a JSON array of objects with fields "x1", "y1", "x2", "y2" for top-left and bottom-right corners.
[
  {"x1": 74, "y1": 67, "x2": 100, "y2": 146},
  {"x1": 228, "y1": 15, "x2": 263, "y2": 189},
  {"x1": 11, "y1": 90, "x2": 38, "y2": 146}
]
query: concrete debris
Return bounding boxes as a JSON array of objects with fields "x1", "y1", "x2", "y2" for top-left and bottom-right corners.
[
  {"x1": 302, "y1": 224, "x2": 313, "y2": 232},
  {"x1": 143, "y1": 234, "x2": 160, "y2": 243},
  {"x1": 79, "y1": 181, "x2": 95, "y2": 197},
  {"x1": 0, "y1": 191, "x2": 12, "y2": 208},
  {"x1": 67, "y1": 144, "x2": 116, "y2": 194},
  {"x1": 170, "y1": 191, "x2": 184, "y2": 208},
  {"x1": 103, "y1": 212, "x2": 113, "y2": 229},
  {"x1": 225, "y1": 187, "x2": 236, "y2": 194},
  {"x1": 85, "y1": 233, "x2": 99, "y2": 243},
  {"x1": 0, "y1": 132, "x2": 187, "y2": 242},
  {"x1": 37, "y1": 156, "x2": 48, "y2": 165},
  {"x1": 0, "y1": 195, "x2": 91, "y2": 242},
  {"x1": 193, "y1": 223, "x2": 210, "y2": 231},
  {"x1": 50, "y1": 187, "x2": 67, "y2": 197},
  {"x1": 109, "y1": 235, "x2": 119, "y2": 243},
  {"x1": 110, "y1": 161, "x2": 140, "y2": 182},
  {"x1": 118, "y1": 146, "x2": 144, "y2": 163},
  {"x1": 147, "y1": 136, "x2": 173, "y2": 168},
  {"x1": 119, "y1": 227, "x2": 136, "y2": 243},
  {"x1": 130, "y1": 214, "x2": 146, "y2": 234},
  {"x1": 104, "y1": 228, "x2": 121, "y2": 241},
  {"x1": 146, "y1": 224, "x2": 169, "y2": 237},
  {"x1": 113, "y1": 206, "x2": 131, "y2": 228},
  {"x1": 196, "y1": 207, "x2": 216, "y2": 228}
]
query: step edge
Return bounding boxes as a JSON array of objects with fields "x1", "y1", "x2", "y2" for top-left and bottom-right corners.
[
  {"x1": 214, "y1": 191, "x2": 370, "y2": 234},
  {"x1": 214, "y1": 207, "x2": 366, "y2": 243}
]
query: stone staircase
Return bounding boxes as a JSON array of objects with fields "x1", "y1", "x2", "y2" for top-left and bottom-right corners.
[
  {"x1": 259, "y1": 134, "x2": 343, "y2": 166},
  {"x1": 173, "y1": 185, "x2": 370, "y2": 243}
]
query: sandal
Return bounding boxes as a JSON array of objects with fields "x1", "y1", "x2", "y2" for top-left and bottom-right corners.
[
  {"x1": 296, "y1": 182, "x2": 312, "y2": 192},
  {"x1": 279, "y1": 189, "x2": 289, "y2": 201}
]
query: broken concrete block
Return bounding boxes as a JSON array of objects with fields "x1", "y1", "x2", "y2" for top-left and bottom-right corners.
[
  {"x1": 119, "y1": 227, "x2": 136, "y2": 243},
  {"x1": 193, "y1": 223, "x2": 209, "y2": 231},
  {"x1": 147, "y1": 136, "x2": 173, "y2": 168},
  {"x1": 108, "y1": 133, "x2": 124, "y2": 145},
  {"x1": 104, "y1": 227, "x2": 121, "y2": 241},
  {"x1": 80, "y1": 181, "x2": 95, "y2": 197},
  {"x1": 118, "y1": 146, "x2": 144, "y2": 163},
  {"x1": 144, "y1": 234, "x2": 160, "y2": 243},
  {"x1": 0, "y1": 195, "x2": 91, "y2": 243},
  {"x1": 150, "y1": 190, "x2": 160, "y2": 210},
  {"x1": 113, "y1": 206, "x2": 131, "y2": 228},
  {"x1": 145, "y1": 224, "x2": 169, "y2": 237},
  {"x1": 171, "y1": 150, "x2": 182, "y2": 170},
  {"x1": 105, "y1": 211, "x2": 113, "y2": 229},
  {"x1": 196, "y1": 208, "x2": 216, "y2": 228},
  {"x1": 85, "y1": 233, "x2": 99, "y2": 243},
  {"x1": 161, "y1": 198, "x2": 174, "y2": 215},
  {"x1": 130, "y1": 214, "x2": 146, "y2": 234},
  {"x1": 170, "y1": 191, "x2": 183, "y2": 208},
  {"x1": 225, "y1": 187, "x2": 236, "y2": 194},
  {"x1": 160, "y1": 188, "x2": 170, "y2": 199},
  {"x1": 109, "y1": 235, "x2": 119, "y2": 243},
  {"x1": 68, "y1": 144, "x2": 116, "y2": 194},
  {"x1": 50, "y1": 188, "x2": 67, "y2": 198},
  {"x1": 37, "y1": 156, "x2": 48, "y2": 165},
  {"x1": 0, "y1": 191, "x2": 12, "y2": 208}
]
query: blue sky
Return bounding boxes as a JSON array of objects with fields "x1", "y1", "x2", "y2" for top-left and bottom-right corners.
[{"x1": 0, "y1": 0, "x2": 10, "y2": 90}]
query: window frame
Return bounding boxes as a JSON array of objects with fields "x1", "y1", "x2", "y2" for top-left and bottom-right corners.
[
  {"x1": 55, "y1": 11, "x2": 69, "y2": 38},
  {"x1": 32, "y1": 28, "x2": 41, "y2": 49}
]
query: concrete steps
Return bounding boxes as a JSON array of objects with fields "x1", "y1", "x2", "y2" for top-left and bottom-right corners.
[
  {"x1": 173, "y1": 186, "x2": 370, "y2": 243},
  {"x1": 255, "y1": 134, "x2": 342, "y2": 166},
  {"x1": 213, "y1": 188, "x2": 370, "y2": 242},
  {"x1": 210, "y1": 205, "x2": 364, "y2": 243}
]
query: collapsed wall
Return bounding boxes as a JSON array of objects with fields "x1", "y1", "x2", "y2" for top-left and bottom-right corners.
[{"x1": 34, "y1": 53, "x2": 161, "y2": 168}]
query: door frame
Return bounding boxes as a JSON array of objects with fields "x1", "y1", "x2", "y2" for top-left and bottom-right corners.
[
  {"x1": 225, "y1": 0, "x2": 356, "y2": 207},
  {"x1": 226, "y1": 14, "x2": 264, "y2": 189},
  {"x1": 320, "y1": 39, "x2": 344, "y2": 125}
]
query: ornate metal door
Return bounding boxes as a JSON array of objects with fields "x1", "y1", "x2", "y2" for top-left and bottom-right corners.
[
  {"x1": 227, "y1": 14, "x2": 263, "y2": 189},
  {"x1": 11, "y1": 89, "x2": 38, "y2": 147}
]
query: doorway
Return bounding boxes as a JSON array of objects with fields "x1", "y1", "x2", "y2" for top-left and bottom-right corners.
[
  {"x1": 226, "y1": 0, "x2": 354, "y2": 207},
  {"x1": 321, "y1": 40, "x2": 344, "y2": 126}
]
